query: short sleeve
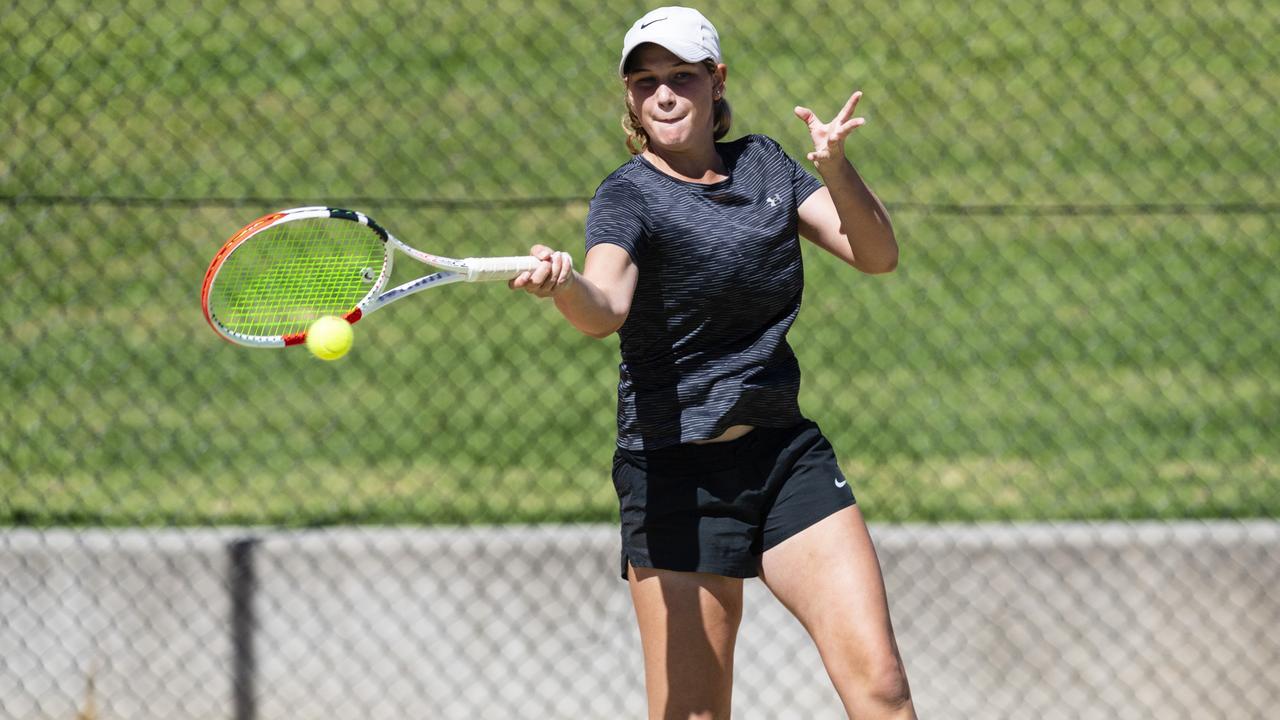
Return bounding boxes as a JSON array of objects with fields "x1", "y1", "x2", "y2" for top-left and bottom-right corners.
[
  {"x1": 585, "y1": 175, "x2": 647, "y2": 263},
  {"x1": 791, "y1": 155, "x2": 824, "y2": 205},
  {"x1": 758, "y1": 134, "x2": 824, "y2": 205}
]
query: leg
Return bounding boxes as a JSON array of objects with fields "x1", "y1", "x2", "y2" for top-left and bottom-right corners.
[
  {"x1": 760, "y1": 506, "x2": 916, "y2": 719},
  {"x1": 627, "y1": 563, "x2": 744, "y2": 720}
]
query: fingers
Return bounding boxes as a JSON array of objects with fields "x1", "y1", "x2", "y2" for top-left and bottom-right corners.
[
  {"x1": 510, "y1": 249, "x2": 574, "y2": 298},
  {"x1": 551, "y1": 250, "x2": 574, "y2": 286},
  {"x1": 511, "y1": 244, "x2": 552, "y2": 289},
  {"x1": 796, "y1": 91, "x2": 867, "y2": 165},
  {"x1": 833, "y1": 116, "x2": 867, "y2": 142},
  {"x1": 798, "y1": 91, "x2": 867, "y2": 130},
  {"x1": 835, "y1": 91, "x2": 862, "y2": 123}
]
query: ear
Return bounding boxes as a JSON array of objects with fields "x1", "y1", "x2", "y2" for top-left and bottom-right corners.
[{"x1": 711, "y1": 64, "x2": 727, "y2": 99}]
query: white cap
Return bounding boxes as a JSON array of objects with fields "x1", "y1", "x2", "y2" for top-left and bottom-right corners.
[{"x1": 618, "y1": 6, "x2": 722, "y2": 78}]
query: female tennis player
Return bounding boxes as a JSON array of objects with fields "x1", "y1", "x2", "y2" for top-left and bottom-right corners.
[{"x1": 512, "y1": 6, "x2": 914, "y2": 718}]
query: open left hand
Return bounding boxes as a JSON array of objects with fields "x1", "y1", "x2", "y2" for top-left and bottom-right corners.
[{"x1": 794, "y1": 91, "x2": 867, "y2": 165}]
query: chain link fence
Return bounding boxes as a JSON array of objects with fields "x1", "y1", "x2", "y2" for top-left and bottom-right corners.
[{"x1": 2, "y1": 0, "x2": 1277, "y2": 718}]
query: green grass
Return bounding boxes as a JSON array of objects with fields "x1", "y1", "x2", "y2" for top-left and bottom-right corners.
[{"x1": 2, "y1": 0, "x2": 1277, "y2": 525}]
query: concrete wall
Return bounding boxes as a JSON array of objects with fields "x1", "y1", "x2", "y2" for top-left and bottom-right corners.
[{"x1": 2, "y1": 522, "x2": 1277, "y2": 719}]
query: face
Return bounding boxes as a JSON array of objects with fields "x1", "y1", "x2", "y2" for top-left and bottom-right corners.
[{"x1": 624, "y1": 44, "x2": 725, "y2": 153}]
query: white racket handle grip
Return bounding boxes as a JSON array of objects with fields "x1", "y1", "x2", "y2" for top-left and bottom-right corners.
[{"x1": 462, "y1": 256, "x2": 543, "y2": 282}]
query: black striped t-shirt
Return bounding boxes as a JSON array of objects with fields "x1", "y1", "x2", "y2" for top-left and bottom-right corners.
[{"x1": 585, "y1": 134, "x2": 824, "y2": 450}]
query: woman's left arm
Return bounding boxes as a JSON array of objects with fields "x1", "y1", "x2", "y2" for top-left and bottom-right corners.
[{"x1": 794, "y1": 91, "x2": 898, "y2": 274}]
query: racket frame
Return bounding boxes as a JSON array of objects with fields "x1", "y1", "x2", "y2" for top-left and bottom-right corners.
[{"x1": 201, "y1": 206, "x2": 538, "y2": 348}]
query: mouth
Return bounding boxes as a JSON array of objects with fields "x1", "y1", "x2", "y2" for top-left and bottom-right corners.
[{"x1": 653, "y1": 114, "x2": 686, "y2": 125}]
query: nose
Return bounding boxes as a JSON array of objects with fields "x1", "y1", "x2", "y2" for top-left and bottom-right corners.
[{"x1": 655, "y1": 83, "x2": 676, "y2": 108}]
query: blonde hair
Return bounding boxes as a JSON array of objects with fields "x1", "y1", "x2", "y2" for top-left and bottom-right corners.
[{"x1": 621, "y1": 59, "x2": 732, "y2": 155}]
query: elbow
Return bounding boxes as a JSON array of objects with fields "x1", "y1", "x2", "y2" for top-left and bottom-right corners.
[
  {"x1": 855, "y1": 247, "x2": 898, "y2": 275},
  {"x1": 861, "y1": 232, "x2": 899, "y2": 274},
  {"x1": 864, "y1": 254, "x2": 898, "y2": 275},
  {"x1": 575, "y1": 312, "x2": 627, "y2": 340}
]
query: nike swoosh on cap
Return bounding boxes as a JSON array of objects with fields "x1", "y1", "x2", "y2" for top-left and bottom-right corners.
[{"x1": 640, "y1": 17, "x2": 667, "y2": 28}]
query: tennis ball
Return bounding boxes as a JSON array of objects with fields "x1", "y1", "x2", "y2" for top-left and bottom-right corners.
[{"x1": 305, "y1": 316, "x2": 354, "y2": 361}]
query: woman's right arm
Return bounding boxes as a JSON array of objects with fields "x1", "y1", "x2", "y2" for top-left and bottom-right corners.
[{"x1": 512, "y1": 243, "x2": 637, "y2": 339}]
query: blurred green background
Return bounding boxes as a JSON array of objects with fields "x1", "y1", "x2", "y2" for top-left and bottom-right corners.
[{"x1": 2, "y1": 0, "x2": 1276, "y2": 525}]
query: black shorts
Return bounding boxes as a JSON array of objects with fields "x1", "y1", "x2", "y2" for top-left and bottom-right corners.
[{"x1": 611, "y1": 419, "x2": 856, "y2": 579}]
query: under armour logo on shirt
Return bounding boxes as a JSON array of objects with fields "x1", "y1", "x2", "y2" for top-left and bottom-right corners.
[{"x1": 765, "y1": 194, "x2": 782, "y2": 207}]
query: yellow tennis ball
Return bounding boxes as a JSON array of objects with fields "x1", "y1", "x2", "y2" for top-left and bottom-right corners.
[{"x1": 305, "y1": 316, "x2": 354, "y2": 361}]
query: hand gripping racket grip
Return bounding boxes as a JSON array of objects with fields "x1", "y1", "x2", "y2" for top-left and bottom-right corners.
[{"x1": 462, "y1": 256, "x2": 544, "y2": 282}]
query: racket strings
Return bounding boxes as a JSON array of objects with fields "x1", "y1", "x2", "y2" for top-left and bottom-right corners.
[{"x1": 210, "y1": 219, "x2": 384, "y2": 337}]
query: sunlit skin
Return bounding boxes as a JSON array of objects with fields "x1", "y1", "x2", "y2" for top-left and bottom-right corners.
[
  {"x1": 624, "y1": 44, "x2": 727, "y2": 182},
  {"x1": 506, "y1": 27, "x2": 913, "y2": 720},
  {"x1": 509, "y1": 47, "x2": 897, "y2": 303}
]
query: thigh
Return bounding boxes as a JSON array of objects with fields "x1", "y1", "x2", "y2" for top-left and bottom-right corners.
[
  {"x1": 759, "y1": 506, "x2": 913, "y2": 714},
  {"x1": 628, "y1": 564, "x2": 744, "y2": 720}
]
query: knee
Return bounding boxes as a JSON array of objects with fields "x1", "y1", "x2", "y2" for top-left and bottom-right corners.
[
  {"x1": 863, "y1": 655, "x2": 913, "y2": 710},
  {"x1": 830, "y1": 645, "x2": 912, "y2": 713}
]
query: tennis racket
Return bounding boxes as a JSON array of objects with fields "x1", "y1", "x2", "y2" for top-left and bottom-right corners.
[{"x1": 201, "y1": 206, "x2": 541, "y2": 348}]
